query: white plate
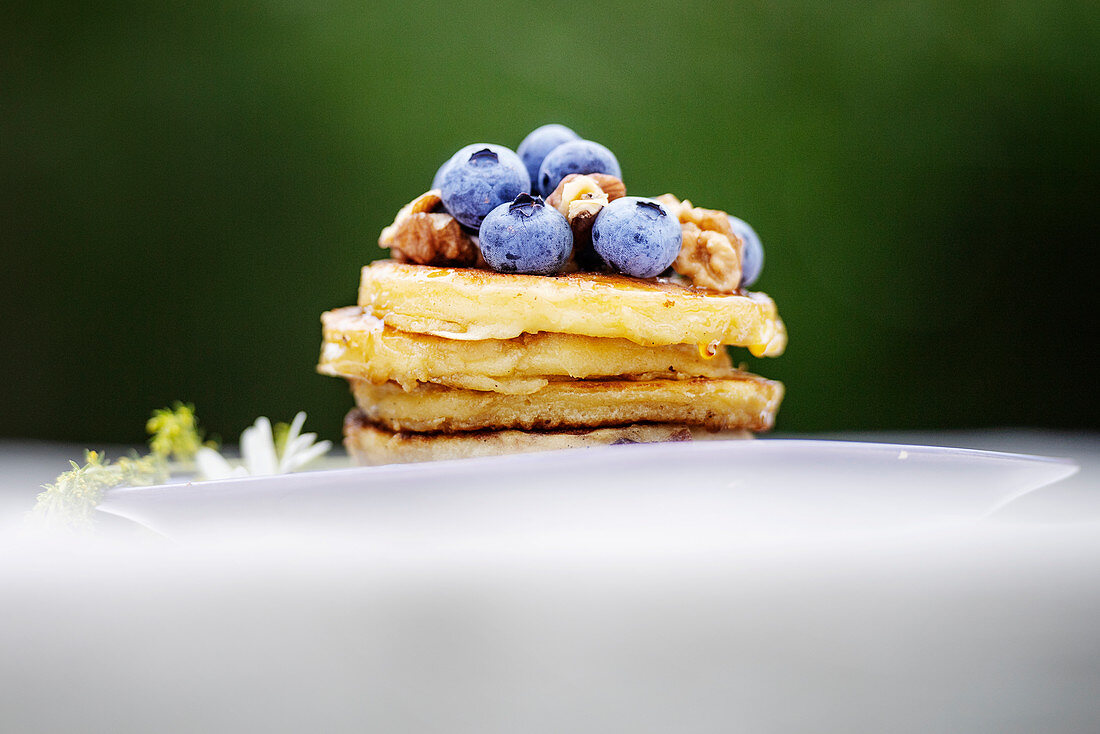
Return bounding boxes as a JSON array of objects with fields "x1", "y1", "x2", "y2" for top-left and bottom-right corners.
[{"x1": 97, "y1": 440, "x2": 1078, "y2": 541}]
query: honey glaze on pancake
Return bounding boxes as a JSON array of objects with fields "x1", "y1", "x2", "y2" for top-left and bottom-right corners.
[
  {"x1": 359, "y1": 260, "x2": 787, "y2": 353},
  {"x1": 403, "y1": 263, "x2": 745, "y2": 297},
  {"x1": 565, "y1": 271, "x2": 749, "y2": 299},
  {"x1": 318, "y1": 306, "x2": 740, "y2": 393}
]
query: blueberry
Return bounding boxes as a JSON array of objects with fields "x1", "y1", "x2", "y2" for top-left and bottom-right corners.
[
  {"x1": 516, "y1": 123, "x2": 581, "y2": 187},
  {"x1": 727, "y1": 214, "x2": 764, "y2": 287},
  {"x1": 478, "y1": 193, "x2": 572, "y2": 275},
  {"x1": 439, "y1": 144, "x2": 530, "y2": 228},
  {"x1": 537, "y1": 139, "x2": 621, "y2": 197},
  {"x1": 591, "y1": 197, "x2": 682, "y2": 278}
]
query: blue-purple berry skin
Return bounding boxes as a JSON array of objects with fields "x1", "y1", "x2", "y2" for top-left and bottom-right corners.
[
  {"x1": 478, "y1": 193, "x2": 572, "y2": 275},
  {"x1": 516, "y1": 124, "x2": 581, "y2": 187},
  {"x1": 439, "y1": 144, "x2": 530, "y2": 228},
  {"x1": 537, "y1": 139, "x2": 621, "y2": 197},
  {"x1": 727, "y1": 214, "x2": 764, "y2": 287},
  {"x1": 591, "y1": 197, "x2": 682, "y2": 278}
]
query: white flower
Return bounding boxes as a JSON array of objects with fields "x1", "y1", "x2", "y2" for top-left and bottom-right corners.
[{"x1": 195, "y1": 412, "x2": 332, "y2": 481}]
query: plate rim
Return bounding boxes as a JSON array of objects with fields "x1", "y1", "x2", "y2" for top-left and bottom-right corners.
[{"x1": 101, "y1": 438, "x2": 1080, "y2": 500}]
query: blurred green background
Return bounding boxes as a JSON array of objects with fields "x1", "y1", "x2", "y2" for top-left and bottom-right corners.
[{"x1": 3, "y1": 1, "x2": 1097, "y2": 444}]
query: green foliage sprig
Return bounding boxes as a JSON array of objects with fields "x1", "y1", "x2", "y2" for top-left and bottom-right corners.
[{"x1": 30, "y1": 403, "x2": 210, "y2": 531}]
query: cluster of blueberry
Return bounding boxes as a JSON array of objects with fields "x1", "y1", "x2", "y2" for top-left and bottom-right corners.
[{"x1": 432, "y1": 124, "x2": 762, "y2": 285}]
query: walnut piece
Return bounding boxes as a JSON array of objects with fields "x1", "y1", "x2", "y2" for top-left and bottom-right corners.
[
  {"x1": 545, "y1": 174, "x2": 626, "y2": 268},
  {"x1": 556, "y1": 175, "x2": 608, "y2": 248},
  {"x1": 546, "y1": 173, "x2": 626, "y2": 211},
  {"x1": 660, "y1": 194, "x2": 743, "y2": 292},
  {"x1": 675, "y1": 223, "x2": 743, "y2": 292},
  {"x1": 678, "y1": 198, "x2": 737, "y2": 241},
  {"x1": 379, "y1": 190, "x2": 477, "y2": 267}
]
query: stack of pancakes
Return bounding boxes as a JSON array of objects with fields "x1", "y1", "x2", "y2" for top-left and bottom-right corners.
[{"x1": 319, "y1": 260, "x2": 787, "y2": 465}]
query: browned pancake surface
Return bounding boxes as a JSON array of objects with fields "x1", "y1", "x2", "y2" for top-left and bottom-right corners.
[
  {"x1": 351, "y1": 374, "x2": 783, "y2": 433},
  {"x1": 344, "y1": 409, "x2": 752, "y2": 465}
]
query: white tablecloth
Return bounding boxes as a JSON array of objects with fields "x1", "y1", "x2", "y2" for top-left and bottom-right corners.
[{"x1": 2, "y1": 431, "x2": 1098, "y2": 734}]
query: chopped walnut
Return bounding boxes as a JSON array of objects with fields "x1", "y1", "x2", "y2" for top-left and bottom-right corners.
[
  {"x1": 546, "y1": 173, "x2": 626, "y2": 211},
  {"x1": 677, "y1": 198, "x2": 737, "y2": 241},
  {"x1": 379, "y1": 190, "x2": 477, "y2": 267},
  {"x1": 546, "y1": 174, "x2": 626, "y2": 269},
  {"x1": 675, "y1": 223, "x2": 743, "y2": 292},
  {"x1": 659, "y1": 194, "x2": 743, "y2": 292}
]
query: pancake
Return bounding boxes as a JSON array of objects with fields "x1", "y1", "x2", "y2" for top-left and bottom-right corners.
[
  {"x1": 358, "y1": 260, "x2": 787, "y2": 355},
  {"x1": 318, "y1": 306, "x2": 739, "y2": 394},
  {"x1": 343, "y1": 409, "x2": 752, "y2": 465},
  {"x1": 351, "y1": 374, "x2": 783, "y2": 433}
]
